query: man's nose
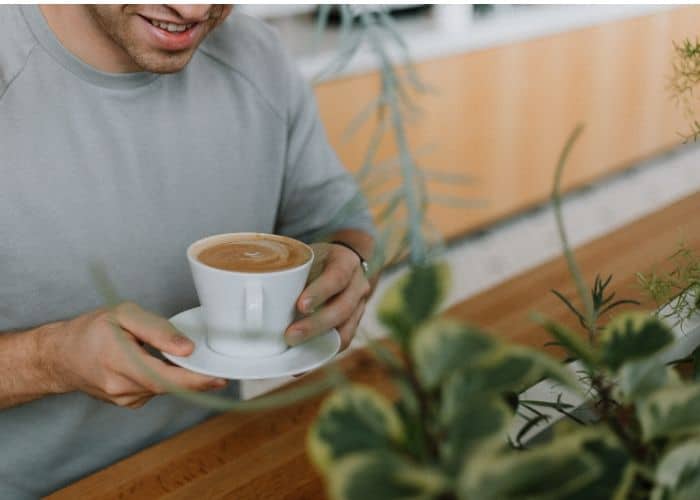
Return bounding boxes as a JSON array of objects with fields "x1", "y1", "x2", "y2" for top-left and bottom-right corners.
[{"x1": 167, "y1": 5, "x2": 212, "y2": 23}]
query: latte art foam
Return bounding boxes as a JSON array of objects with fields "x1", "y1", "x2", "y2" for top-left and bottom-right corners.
[{"x1": 197, "y1": 237, "x2": 310, "y2": 272}]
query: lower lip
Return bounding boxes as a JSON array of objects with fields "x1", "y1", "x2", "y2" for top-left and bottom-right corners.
[{"x1": 141, "y1": 16, "x2": 203, "y2": 51}]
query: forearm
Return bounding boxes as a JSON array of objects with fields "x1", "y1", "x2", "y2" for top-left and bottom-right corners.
[{"x1": 0, "y1": 322, "x2": 63, "y2": 410}]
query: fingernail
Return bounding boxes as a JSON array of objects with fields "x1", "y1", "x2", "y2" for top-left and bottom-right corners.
[
  {"x1": 302, "y1": 297, "x2": 314, "y2": 313},
  {"x1": 286, "y1": 329, "x2": 306, "y2": 346},
  {"x1": 173, "y1": 334, "x2": 192, "y2": 345}
]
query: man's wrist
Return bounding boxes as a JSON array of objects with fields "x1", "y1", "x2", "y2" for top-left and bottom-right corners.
[
  {"x1": 330, "y1": 240, "x2": 369, "y2": 275},
  {"x1": 30, "y1": 322, "x2": 69, "y2": 395}
]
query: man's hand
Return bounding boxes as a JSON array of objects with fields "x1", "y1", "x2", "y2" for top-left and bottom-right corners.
[
  {"x1": 39, "y1": 302, "x2": 227, "y2": 409},
  {"x1": 284, "y1": 242, "x2": 371, "y2": 351}
]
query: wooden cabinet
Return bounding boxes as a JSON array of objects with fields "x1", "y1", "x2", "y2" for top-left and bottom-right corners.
[{"x1": 314, "y1": 7, "x2": 700, "y2": 240}]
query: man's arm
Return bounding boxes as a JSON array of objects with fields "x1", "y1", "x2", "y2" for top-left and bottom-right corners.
[
  {"x1": 0, "y1": 304, "x2": 227, "y2": 411},
  {"x1": 0, "y1": 324, "x2": 62, "y2": 409}
]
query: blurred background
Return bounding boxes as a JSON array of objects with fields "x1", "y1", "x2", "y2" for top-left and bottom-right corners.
[{"x1": 238, "y1": 4, "x2": 700, "y2": 397}]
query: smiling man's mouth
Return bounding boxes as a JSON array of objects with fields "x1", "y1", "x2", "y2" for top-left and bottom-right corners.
[
  {"x1": 136, "y1": 11, "x2": 214, "y2": 53},
  {"x1": 148, "y1": 19, "x2": 195, "y2": 33}
]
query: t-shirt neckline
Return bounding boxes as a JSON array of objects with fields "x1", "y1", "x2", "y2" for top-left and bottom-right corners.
[{"x1": 20, "y1": 5, "x2": 160, "y2": 90}]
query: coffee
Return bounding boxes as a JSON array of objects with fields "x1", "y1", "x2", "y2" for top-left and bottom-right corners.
[{"x1": 197, "y1": 235, "x2": 310, "y2": 273}]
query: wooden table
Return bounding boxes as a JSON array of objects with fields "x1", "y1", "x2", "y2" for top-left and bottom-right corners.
[{"x1": 47, "y1": 191, "x2": 700, "y2": 500}]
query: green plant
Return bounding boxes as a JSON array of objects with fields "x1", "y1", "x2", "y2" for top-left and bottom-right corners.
[
  {"x1": 313, "y1": 5, "x2": 478, "y2": 270},
  {"x1": 307, "y1": 127, "x2": 700, "y2": 500},
  {"x1": 670, "y1": 38, "x2": 700, "y2": 142},
  {"x1": 637, "y1": 240, "x2": 700, "y2": 331}
]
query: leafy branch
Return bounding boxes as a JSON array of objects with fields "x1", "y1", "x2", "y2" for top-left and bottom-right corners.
[
  {"x1": 670, "y1": 38, "x2": 700, "y2": 141},
  {"x1": 550, "y1": 125, "x2": 639, "y2": 344},
  {"x1": 637, "y1": 238, "x2": 700, "y2": 330},
  {"x1": 552, "y1": 274, "x2": 640, "y2": 341},
  {"x1": 314, "y1": 6, "x2": 478, "y2": 269},
  {"x1": 545, "y1": 127, "x2": 652, "y2": 464}
]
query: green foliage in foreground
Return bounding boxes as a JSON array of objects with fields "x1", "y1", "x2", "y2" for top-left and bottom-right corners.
[
  {"x1": 305, "y1": 14, "x2": 700, "y2": 500},
  {"x1": 310, "y1": 259, "x2": 700, "y2": 499},
  {"x1": 308, "y1": 127, "x2": 700, "y2": 499}
]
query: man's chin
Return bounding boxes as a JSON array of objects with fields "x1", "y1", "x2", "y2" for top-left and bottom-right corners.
[{"x1": 131, "y1": 50, "x2": 195, "y2": 74}]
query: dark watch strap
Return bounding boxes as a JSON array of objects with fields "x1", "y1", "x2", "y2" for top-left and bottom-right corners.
[{"x1": 330, "y1": 240, "x2": 369, "y2": 275}]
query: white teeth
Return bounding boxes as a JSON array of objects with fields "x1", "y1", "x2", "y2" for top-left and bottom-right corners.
[{"x1": 149, "y1": 19, "x2": 191, "y2": 32}]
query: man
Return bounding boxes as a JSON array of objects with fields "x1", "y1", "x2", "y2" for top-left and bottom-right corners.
[{"x1": 0, "y1": 4, "x2": 375, "y2": 498}]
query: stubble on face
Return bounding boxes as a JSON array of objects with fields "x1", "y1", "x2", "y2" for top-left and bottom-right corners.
[{"x1": 85, "y1": 5, "x2": 232, "y2": 74}]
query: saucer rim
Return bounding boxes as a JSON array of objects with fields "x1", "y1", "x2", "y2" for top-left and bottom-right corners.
[{"x1": 162, "y1": 306, "x2": 341, "y2": 380}]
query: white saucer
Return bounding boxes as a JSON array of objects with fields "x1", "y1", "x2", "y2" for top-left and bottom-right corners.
[{"x1": 163, "y1": 307, "x2": 341, "y2": 380}]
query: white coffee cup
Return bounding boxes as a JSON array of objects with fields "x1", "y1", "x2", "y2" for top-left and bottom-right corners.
[{"x1": 187, "y1": 233, "x2": 314, "y2": 357}]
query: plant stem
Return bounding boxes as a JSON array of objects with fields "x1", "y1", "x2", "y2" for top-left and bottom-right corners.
[
  {"x1": 401, "y1": 350, "x2": 441, "y2": 462},
  {"x1": 592, "y1": 375, "x2": 646, "y2": 461},
  {"x1": 551, "y1": 125, "x2": 597, "y2": 341},
  {"x1": 363, "y1": 16, "x2": 428, "y2": 265}
]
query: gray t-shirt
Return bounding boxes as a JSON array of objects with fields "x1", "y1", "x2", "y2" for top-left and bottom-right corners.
[{"x1": 0, "y1": 6, "x2": 372, "y2": 498}]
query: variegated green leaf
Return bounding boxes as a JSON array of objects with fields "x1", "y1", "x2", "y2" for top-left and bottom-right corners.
[
  {"x1": 378, "y1": 262, "x2": 450, "y2": 341},
  {"x1": 562, "y1": 433, "x2": 634, "y2": 500},
  {"x1": 532, "y1": 312, "x2": 598, "y2": 368},
  {"x1": 411, "y1": 318, "x2": 496, "y2": 390},
  {"x1": 327, "y1": 451, "x2": 449, "y2": 500},
  {"x1": 458, "y1": 429, "x2": 629, "y2": 500},
  {"x1": 638, "y1": 384, "x2": 700, "y2": 441},
  {"x1": 439, "y1": 394, "x2": 511, "y2": 472},
  {"x1": 600, "y1": 312, "x2": 674, "y2": 371},
  {"x1": 308, "y1": 385, "x2": 404, "y2": 473},
  {"x1": 459, "y1": 430, "x2": 601, "y2": 500},
  {"x1": 652, "y1": 440, "x2": 700, "y2": 500},
  {"x1": 440, "y1": 369, "x2": 495, "y2": 424},
  {"x1": 617, "y1": 358, "x2": 680, "y2": 402}
]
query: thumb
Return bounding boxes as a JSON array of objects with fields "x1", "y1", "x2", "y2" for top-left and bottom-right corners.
[{"x1": 112, "y1": 302, "x2": 194, "y2": 356}]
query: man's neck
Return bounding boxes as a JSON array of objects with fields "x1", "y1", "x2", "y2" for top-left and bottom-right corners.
[{"x1": 40, "y1": 5, "x2": 140, "y2": 73}]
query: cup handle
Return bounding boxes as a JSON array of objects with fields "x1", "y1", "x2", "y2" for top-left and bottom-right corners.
[{"x1": 245, "y1": 281, "x2": 263, "y2": 332}]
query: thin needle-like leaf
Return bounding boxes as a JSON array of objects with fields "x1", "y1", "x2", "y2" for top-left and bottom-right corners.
[
  {"x1": 428, "y1": 194, "x2": 487, "y2": 209},
  {"x1": 598, "y1": 299, "x2": 641, "y2": 317},
  {"x1": 343, "y1": 96, "x2": 385, "y2": 141},
  {"x1": 550, "y1": 289, "x2": 587, "y2": 329},
  {"x1": 516, "y1": 413, "x2": 549, "y2": 447}
]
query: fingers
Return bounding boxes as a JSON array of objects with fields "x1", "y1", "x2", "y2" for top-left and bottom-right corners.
[
  {"x1": 96, "y1": 325, "x2": 227, "y2": 404},
  {"x1": 337, "y1": 300, "x2": 366, "y2": 351},
  {"x1": 286, "y1": 267, "x2": 369, "y2": 345},
  {"x1": 61, "y1": 302, "x2": 226, "y2": 411},
  {"x1": 297, "y1": 246, "x2": 359, "y2": 314},
  {"x1": 290, "y1": 297, "x2": 366, "y2": 376},
  {"x1": 93, "y1": 356, "x2": 227, "y2": 408},
  {"x1": 112, "y1": 302, "x2": 194, "y2": 356},
  {"x1": 85, "y1": 372, "x2": 151, "y2": 406},
  {"x1": 96, "y1": 353, "x2": 228, "y2": 408},
  {"x1": 123, "y1": 353, "x2": 228, "y2": 394}
]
